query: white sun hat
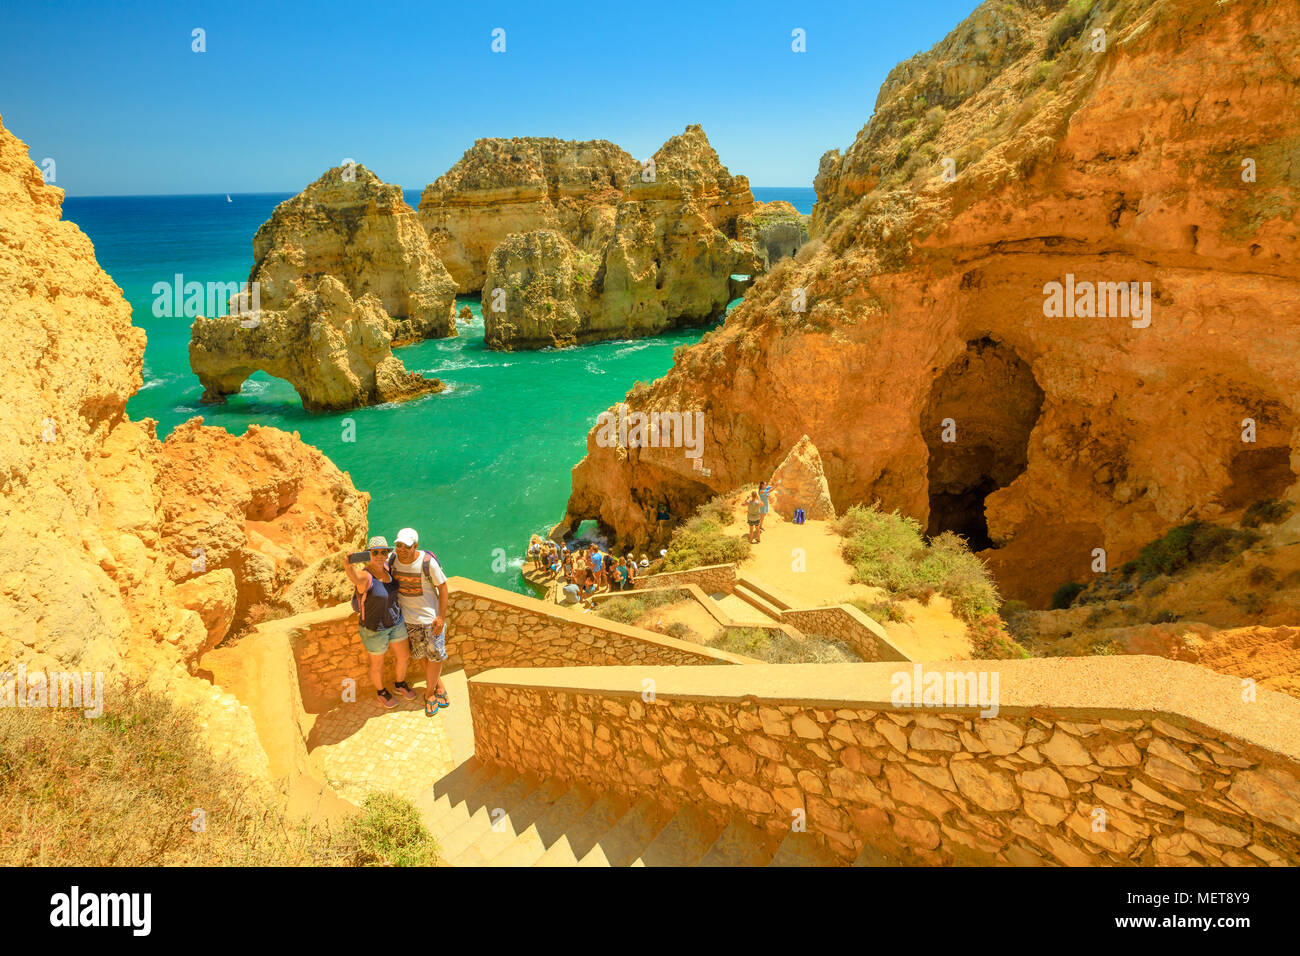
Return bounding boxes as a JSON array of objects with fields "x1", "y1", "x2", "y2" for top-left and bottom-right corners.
[{"x1": 395, "y1": 528, "x2": 419, "y2": 546}]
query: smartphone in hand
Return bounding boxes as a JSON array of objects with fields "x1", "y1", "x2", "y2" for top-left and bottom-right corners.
[{"x1": 347, "y1": 551, "x2": 372, "y2": 565}]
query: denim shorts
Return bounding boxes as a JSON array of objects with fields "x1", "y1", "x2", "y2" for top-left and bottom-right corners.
[
  {"x1": 359, "y1": 620, "x2": 408, "y2": 655},
  {"x1": 407, "y1": 621, "x2": 447, "y2": 662}
]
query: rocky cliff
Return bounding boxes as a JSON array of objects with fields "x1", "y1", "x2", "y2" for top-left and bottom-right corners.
[
  {"x1": 0, "y1": 115, "x2": 366, "y2": 710},
  {"x1": 190, "y1": 165, "x2": 454, "y2": 410},
  {"x1": 558, "y1": 0, "x2": 1300, "y2": 608},
  {"x1": 428, "y1": 125, "x2": 767, "y2": 349},
  {"x1": 419, "y1": 137, "x2": 639, "y2": 292}
]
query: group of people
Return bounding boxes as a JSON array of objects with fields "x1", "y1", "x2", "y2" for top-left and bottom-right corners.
[
  {"x1": 344, "y1": 527, "x2": 451, "y2": 715},
  {"x1": 529, "y1": 536, "x2": 651, "y2": 606}
]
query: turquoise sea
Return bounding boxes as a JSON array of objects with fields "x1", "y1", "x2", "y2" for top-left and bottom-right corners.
[{"x1": 62, "y1": 187, "x2": 815, "y2": 593}]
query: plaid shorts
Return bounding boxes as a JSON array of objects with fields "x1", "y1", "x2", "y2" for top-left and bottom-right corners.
[{"x1": 406, "y1": 621, "x2": 447, "y2": 662}]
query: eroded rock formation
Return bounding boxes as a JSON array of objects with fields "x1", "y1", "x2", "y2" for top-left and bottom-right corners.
[
  {"x1": 190, "y1": 164, "x2": 454, "y2": 410},
  {"x1": 559, "y1": 0, "x2": 1300, "y2": 607},
  {"x1": 190, "y1": 276, "x2": 444, "y2": 411},
  {"x1": 427, "y1": 125, "x2": 765, "y2": 348},
  {"x1": 770, "y1": 436, "x2": 837, "y2": 521},
  {"x1": 0, "y1": 115, "x2": 367, "y2": 699}
]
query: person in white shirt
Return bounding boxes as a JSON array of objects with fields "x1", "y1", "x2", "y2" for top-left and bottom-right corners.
[{"x1": 390, "y1": 527, "x2": 451, "y2": 716}]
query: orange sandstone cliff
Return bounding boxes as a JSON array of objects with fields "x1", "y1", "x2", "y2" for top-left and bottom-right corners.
[
  {"x1": 0, "y1": 115, "x2": 366, "y2": 738},
  {"x1": 557, "y1": 0, "x2": 1300, "y2": 608}
]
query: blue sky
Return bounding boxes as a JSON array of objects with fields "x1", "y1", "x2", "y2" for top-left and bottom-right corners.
[{"x1": 1, "y1": 0, "x2": 982, "y2": 196}]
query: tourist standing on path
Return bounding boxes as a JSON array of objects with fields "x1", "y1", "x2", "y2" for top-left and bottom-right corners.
[
  {"x1": 759, "y1": 481, "x2": 773, "y2": 530},
  {"x1": 344, "y1": 536, "x2": 417, "y2": 708},
  {"x1": 747, "y1": 491, "x2": 764, "y2": 543},
  {"x1": 390, "y1": 527, "x2": 451, "y2": 717}
]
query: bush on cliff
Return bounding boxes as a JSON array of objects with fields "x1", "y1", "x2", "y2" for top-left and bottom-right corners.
[
  {"x1": 1131, "y1": 521, "x2": 1259, "y2": 581},
  {"x1": 708, "y1": 627, "x2": 859, "y2": 664},
  {"x1": 835, "y1": 506, "x2": 999, "y2": 622},
  {"x1": 660, "y1": 514, "x2": 751, "y2": 572},
  {"x1": 0, "y1": 681, "x2": 431, "y2": 866}
]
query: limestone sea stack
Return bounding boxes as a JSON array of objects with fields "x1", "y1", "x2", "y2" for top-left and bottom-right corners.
[
  {"x1": 0, "y1": 114, "x2": 368, "y2": 696},
  {"x1": 424, "y1": 125, "x2": 769, "y2": 349},
  {"x1": 558, "y1": 0, "x2": 1300, "y2": 606},
  {"x1": 190, "y1": 164, "x2": 455, "y2": 410},
  {"x1": 418, "y1": 137, "x2": 639, "y2": 292}
]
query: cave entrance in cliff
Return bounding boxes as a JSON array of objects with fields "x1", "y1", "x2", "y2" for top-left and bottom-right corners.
[{"x1": 921, "y1": 338, "x2": 1044, "y2": 551}]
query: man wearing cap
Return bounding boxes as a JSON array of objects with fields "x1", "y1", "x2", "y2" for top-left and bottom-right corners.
[{"x1": 390, "y1": 528, "x2": 451, "y2": 716}]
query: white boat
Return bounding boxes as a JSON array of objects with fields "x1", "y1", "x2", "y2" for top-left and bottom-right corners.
[{"x1": 225, "y1": 194, "x2": 232, "y2": 203}]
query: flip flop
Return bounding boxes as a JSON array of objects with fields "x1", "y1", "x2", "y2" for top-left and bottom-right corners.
[
  {"x1": 434, "y1": 690, "x2": 450, "y2": 708},
  {"x1": 424, "y1": 696, "x2": 442, "y2": 717}
]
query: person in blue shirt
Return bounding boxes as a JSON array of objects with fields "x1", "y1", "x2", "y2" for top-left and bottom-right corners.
[{"x1": 759, "y1": 481, "x2": 773, "y2": 530}]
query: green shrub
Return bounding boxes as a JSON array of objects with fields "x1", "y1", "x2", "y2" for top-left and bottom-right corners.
[
  {"x1": 967, "y1": 615, "x2": 1030, "y2": 660},
  {"x1": 1241, "y1": 497, "x2": 1293, "y2": 528},
  {"x1": 1046, "y1": 0, "x2": 1092, "y2": 60},
  {"x1": 835, "y1": 507, "x2": 999, "y2": 622},
  {"x1": 345, "y1": 792, "x2": 440, "y2": 867},
  {"x1": 1050, "y1": 581, "x2": 1086, "y2": 609},
  {"x1": 660, "y1": 516, "x2": 751, "y2": 571},
  {"x1": 1132, "y1": 521, "x2": 1259, "y2": 580},
  {"x1": 853, "y1": 599, "x2": 910, "y2": 623},
  {"x1": 708, "y1": 627, "x2": 859, "y2": 663},
  {"x1": 596, "y1": 589, "x2": 679, "y2": 624}
]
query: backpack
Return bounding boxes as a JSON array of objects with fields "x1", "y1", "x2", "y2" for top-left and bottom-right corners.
[{"x1": 351, "y1": 550, "x2": 443, "y2": 613}]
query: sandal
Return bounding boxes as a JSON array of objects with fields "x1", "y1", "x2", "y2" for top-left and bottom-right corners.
[
  {"x1": 377, "y1": 688, "x2": 397, "y2": 709},
  {"x1": 434, "y1": 690, "x2": 450, "y2": 708},
  {"x1": 424, "y1": 696, "x2": 442, "y2": 717},
  {"x1": 394, "y1": 681, "x2": 417, "y2": 700}
]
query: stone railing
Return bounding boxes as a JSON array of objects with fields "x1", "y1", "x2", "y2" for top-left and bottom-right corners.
[
  {"x1": 780, "y1": 605, "x2": 911, "y2": 662},
  {"x1": 467, "y1": 656, "x2": 1300, "y2": 866},
  {"x1": 636, "y1": 563, "x2": 736, "y2": 595}
]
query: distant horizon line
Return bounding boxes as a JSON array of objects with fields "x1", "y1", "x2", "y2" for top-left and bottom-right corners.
[{"x1": 62, "y1": 185, "x2": 818, "y2": 200}]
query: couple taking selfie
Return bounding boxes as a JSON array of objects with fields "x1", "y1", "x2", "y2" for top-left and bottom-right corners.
[{"x1": 344, "y1": 527, "x2": 450, "y2": 716}]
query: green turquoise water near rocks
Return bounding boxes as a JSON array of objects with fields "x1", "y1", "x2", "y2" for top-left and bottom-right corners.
[{"x1": 63, "y1": 188, "x2": 814, "y2": 592}]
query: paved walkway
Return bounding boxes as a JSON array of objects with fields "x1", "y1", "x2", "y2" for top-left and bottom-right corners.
[{"x1": 308, "y1": 674, "x2": 471, "y2": 805}]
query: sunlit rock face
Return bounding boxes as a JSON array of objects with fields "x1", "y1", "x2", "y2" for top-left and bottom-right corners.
[{"x1": 559, "y1": 0, "x2": 1300, "y2": 606}]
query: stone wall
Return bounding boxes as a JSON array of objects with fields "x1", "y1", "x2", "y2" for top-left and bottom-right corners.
[
  {"x1": 636, "y1": 563, "x2": 736, "y2": 595},
  {"x1": 445, "y1": 577, "x2": 745, "y2": 674},
  {"x1": 780, "y1": 606, "x2": 911, "y2": 663},
  {"x1": 468, "y1": 657, "x2": 1300, "y2": 866}
]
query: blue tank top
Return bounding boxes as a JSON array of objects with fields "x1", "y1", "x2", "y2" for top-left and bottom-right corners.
[{"x1": 359, "y1": 569, "x2": 402, "y2": 630}]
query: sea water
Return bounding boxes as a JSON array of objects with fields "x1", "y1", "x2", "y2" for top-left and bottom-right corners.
[{"x1": 62, "y1": 187, "x2": 815, "y2": 593}]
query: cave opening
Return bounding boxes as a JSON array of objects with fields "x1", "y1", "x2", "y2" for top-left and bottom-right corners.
[{"x1": 921, "y1": 338, "x2": 1045, "y2": 551}]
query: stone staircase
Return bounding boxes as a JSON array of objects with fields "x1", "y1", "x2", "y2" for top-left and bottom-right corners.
[{"x1": 414, "y1": 756, "x2": 890, "y2": 866}]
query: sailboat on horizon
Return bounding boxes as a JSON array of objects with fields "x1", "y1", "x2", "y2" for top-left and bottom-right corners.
[{"x1": 225, "y1": 194, "x2": 232, "y2": 203}]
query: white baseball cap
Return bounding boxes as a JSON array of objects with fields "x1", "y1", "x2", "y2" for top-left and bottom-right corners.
[{"x1": 395, "y1": 528, "x2": 419, "y2": 546}]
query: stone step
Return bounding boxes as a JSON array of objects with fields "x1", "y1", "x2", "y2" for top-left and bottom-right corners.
[
  {"x1": 731, "y1": 583, "x2": 786, "y2": 622},
  {"x1": 734, "y1": 574, "x2": 795, "y2": 611},
  {"x1": 768, "y1": 831, "x2": 843, "y2": 867},
  {"x1": 426, "y1": 765, "x2": 521, "y2": 844},
  {"x1": 453, "y1": 777, "x2": 570, "y2": 866},
  {"x1": 422, "y1": 759, "x2": 500, "y2": 829},
  {"x1": 632, "y1": 804, "x2": 723, "y2": 867},
  {"x1": 437, "y1": 772, "x2": 542, "y2": 860},
  {"x1": 486, "y1": 783, "x2": 600, "y2": 867},
  {"x1": 532, "y1": 794, "x2": 630, "y2": 867},
  {"x1": 578, "y1": 795, "x2": 673, "y2": 867},
  {"x1": 697, "y1": 817, "x2": 778, "y2": 867}
]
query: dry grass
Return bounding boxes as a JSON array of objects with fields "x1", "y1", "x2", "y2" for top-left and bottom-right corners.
[{"x1": 0, "y1": 680, "x2": 437, "y2": 866}]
